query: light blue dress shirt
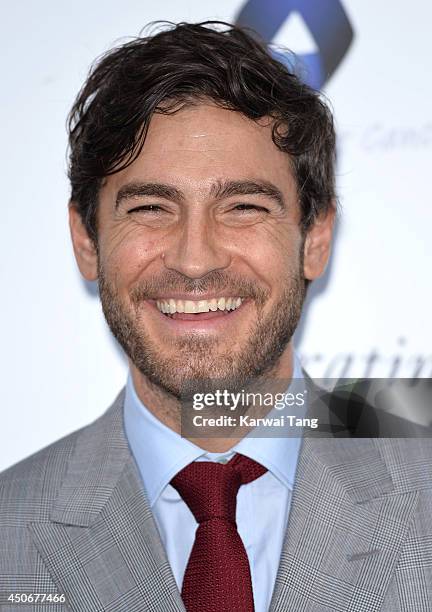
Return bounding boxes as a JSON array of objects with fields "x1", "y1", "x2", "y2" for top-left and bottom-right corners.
[{"x1": 123, "y1": 357, "x2": 305, "y2": 612}]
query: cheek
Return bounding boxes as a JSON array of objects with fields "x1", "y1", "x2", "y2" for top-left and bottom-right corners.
[
  {"x1": 99, "y1": 229, "x2": 161, "y2": 287},
  {"x1": 233, "y1": 223, "x2": 302, "y2": 279}
]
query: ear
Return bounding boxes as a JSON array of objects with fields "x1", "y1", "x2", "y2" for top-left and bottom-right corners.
[
  {"x1": 69, "y1": 202, "x2": 98, "y2": 281},
  {"x1": 303, "y1": 203, "x2": 336, "y2": 281}
]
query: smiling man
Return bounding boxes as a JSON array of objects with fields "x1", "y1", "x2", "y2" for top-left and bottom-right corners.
[
  {"x1": 1, "y1": 21, "x2": 431, "y2": 612},
  {"x1": 82, "y1": 103, "x2": 322, "y2": 441}
]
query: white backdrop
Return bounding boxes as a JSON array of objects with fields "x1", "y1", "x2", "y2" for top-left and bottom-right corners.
[{"x1": 1, "y1": 0, "x2": 431, "y2": 470}]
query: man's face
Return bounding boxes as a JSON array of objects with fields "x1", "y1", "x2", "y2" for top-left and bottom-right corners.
[{"x1": 77, "y1": 104, "x2": 314, "y2": 397}]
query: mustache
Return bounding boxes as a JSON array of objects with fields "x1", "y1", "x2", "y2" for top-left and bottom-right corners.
[{"x1": 129, "y1": 270, "x2": 269, "y2": 306}]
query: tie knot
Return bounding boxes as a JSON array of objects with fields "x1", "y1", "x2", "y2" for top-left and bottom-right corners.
[{"x1": 171, "y1": 453, "x2": 267, "y2": 525}]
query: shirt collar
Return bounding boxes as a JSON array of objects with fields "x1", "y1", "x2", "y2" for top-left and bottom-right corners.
[
  {"x1": 124, "y1": 354, "x2": 305, "y2": 506},
  {"x1": 124, "y1": 375, "x2": 205, "y2": 505},
  {"x1": 233, "y1": 354, "x2": 304, "y2": 489}
]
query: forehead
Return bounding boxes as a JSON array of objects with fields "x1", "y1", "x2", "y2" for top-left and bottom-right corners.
[{"x1": 104, "y1": 103, "x2": 297, "y2": 198}]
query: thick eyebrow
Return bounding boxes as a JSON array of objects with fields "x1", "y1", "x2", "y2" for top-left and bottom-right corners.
[
  {"x1": 115, "y1": 179, "x2": 286, "y2": 209},
  {"x1": 115, "y1": 182, "x2": 185, "y2": 208},
  {"x1": 210, "y1": 179, "x2": 286, "y2": 210}
]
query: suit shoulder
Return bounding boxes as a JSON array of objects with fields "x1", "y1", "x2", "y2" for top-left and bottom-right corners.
[
  {"x1": 0, "y1": 420, "x2": 90, "y2": 523},
  {"x1": 0, "y1": 388, "x2": 125, "y2": 525}
]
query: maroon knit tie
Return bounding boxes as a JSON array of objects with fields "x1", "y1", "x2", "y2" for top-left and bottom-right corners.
[{"x1": 171, "y1": 453, "x2": 267, "y2": 612}]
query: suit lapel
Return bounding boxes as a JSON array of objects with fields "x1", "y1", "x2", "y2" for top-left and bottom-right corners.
[
  {"x1": 28, "y1": 391, "x2": 185, "y2": 612},
  {"x1": 269, "y1": 436, "x2": 419, "y2": 612}
]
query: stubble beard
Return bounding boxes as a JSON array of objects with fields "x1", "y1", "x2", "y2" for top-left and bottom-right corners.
[{"x1": 98, "y1": 259, "x2": 307, "y2": 400}]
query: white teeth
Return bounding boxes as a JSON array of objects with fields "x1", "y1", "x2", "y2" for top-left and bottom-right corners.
[
  {"x1": 197, "y1": 300, "x2": 208, "y2": 313},
  {"x1": 156, "y1": 297, "x2": 243, "y2": 314},
  {"x1": 209, "y1": 299, "x2": 218, "y2": 312},
  {"x1": 184, "y1": 300, "x2": 198, "y2": 314},
  {"x1": 217, "y1": 297, "x2": 225, "y2": 311}
]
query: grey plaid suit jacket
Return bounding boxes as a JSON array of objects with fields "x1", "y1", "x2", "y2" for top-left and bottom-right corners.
[{"x1": 1, "y1": 388, "x2": 432, "y2": 611}]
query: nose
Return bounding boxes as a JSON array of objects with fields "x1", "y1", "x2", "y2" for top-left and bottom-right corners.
[{"x1": 163, "y1": 210, "x2": 231, "y2": 279}]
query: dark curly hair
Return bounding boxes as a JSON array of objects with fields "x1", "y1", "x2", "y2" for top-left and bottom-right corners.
[{"x1": 68, "y1": 21, "x2": 336, "y2": 243}]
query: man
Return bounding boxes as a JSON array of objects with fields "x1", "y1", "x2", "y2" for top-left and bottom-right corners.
[{"x1": 1, "y1": 22, "x2": 431, "y2": 612}]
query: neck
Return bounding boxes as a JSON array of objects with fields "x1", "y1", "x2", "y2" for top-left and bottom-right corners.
[{"x1": 129, "y1": 345, "x2": 295, "y2": 452}]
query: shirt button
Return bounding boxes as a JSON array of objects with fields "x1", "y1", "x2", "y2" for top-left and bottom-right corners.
[{"x1": 218, "y1": 457, "x2": 229, "y2": 464}]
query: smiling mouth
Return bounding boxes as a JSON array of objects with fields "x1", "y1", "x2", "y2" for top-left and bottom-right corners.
[{"x1": 154, "y1": 296, "x2": 244, "y2": 321}]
